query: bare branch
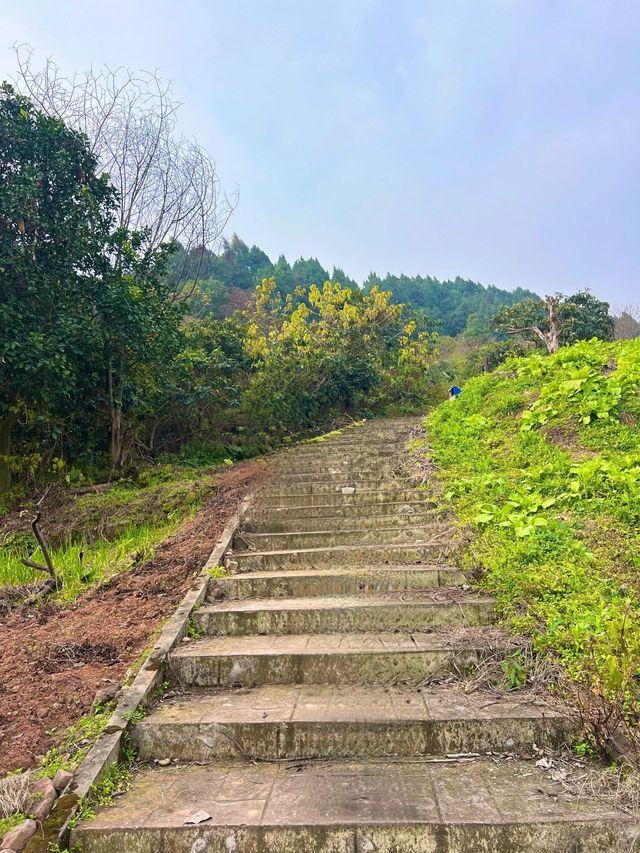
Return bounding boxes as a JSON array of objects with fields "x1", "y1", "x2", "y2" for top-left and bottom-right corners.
[
  {"x1": 20, "y1": 557, "x2": 52, "y2": 573},
  {"x1": 11, "y1": 44, "x2": 238, "y2": 293},
  {"x1": 21, "y1": 511, "x2": 60, "y2": 590},
  {"x1": 611, "y1": 304, "x2": 640, "y2": 340}
]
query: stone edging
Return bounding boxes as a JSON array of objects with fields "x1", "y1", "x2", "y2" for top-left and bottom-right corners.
[{"x1": 22, "y1": 497, "x2": 249, "y2": 853}]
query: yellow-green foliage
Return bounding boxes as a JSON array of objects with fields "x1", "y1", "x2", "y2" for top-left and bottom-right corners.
[
  {"x1": 207, "y1": 564, "x2": 231, "y2": 579},
  {"x1": 241, "y1": 278, "x2": 440, "y2": 434},
  {"x1": 428, "y1": 338, "x2": 640, "y2": 710}
]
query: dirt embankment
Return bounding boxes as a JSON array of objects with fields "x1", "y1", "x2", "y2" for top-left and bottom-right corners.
[{"x1": 0, "y1": 460, "x2": 264, "y2": 775}]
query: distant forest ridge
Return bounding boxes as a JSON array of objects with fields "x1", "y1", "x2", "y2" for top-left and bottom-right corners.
[{"x1": 170, "y1": 234, "x2": 539, "y2": 337}]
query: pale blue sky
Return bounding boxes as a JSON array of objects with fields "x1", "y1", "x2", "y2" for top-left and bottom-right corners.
[{"x1": 4, "y1": 0, "x2": 640, "y2": 303}]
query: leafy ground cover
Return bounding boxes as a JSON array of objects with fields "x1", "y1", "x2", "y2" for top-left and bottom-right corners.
[{"x1": 427, "y1": 339, "x2": 640, "y2": 744}]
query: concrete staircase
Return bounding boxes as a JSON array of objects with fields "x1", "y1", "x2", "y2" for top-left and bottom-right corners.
[{"x1": 72, "y1": 419, "x2": 636, "y2": 852}]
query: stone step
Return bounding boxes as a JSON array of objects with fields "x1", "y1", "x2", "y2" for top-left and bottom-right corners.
[
  {"x1": 278, "y1": 447, "x2": 402, "y2": 462},
  {"x1": 258, "y1": 478, "x2": 416, "y2": 497},
  {"x1": 262, "y1": 468, "x2": 409, "y2": 482},
  {"x1": 271, "y1": 448, "x2": 408, "y2": 465},
  {"x1": 194, "y1": 591, "x2": 495, "y2": 636},
  {"x1": 241, "y1": 509, "x2": 444, "y2": 533},
  {"x1": 259, "y1": 489, "x2": 433, "y2": 512},
  {"x1": 233, "y1": 522, "x2": 448, "y2": 551},
  {"x1": 169, "y1": 629, "x2": 511, "y2": 687},
  {"x1": 132, "y1": 684, "x2": 572, "y2": 761},
  {"x1": 269, "y1": 459, "x2": 404, "y2": 476},
  {"x1": 243, "y1": 503, "x2": 437, "y2": 527},
  {"x1": 274, "y1": 443, "x2": 402, "y2": 456},
  {"x1": 208, "y1": 565, "x2": 465, "y2": 599},
  {"x1": 243, "y1": 499, "x2": 437, "y2": 524},
  {"x1": 269, "y1": 467, "x2": 398, "y2": 482},
  {"x1": 257, "y1": 487, "x2": 427, "y2": 507},
  {"x1": 230, "y1": 541, "x2": 456, "y2": 571},
  {"x1": 71, "y1": 759, "x2": 634, "y2": 853},
  {"x1": 291, "y1": 437, "x2": 402, "y2": 449}
]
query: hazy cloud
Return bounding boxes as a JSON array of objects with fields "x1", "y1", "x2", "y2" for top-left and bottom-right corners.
[{"x1": 3, "y1": 0, "x2": 639, "y2": 301}]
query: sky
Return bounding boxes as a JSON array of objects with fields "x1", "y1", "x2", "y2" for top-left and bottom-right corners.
[{"x1": 3, "y1": 0, "x2": 639, "y2": 304}]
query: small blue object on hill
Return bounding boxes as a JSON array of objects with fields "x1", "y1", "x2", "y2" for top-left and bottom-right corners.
[{"x1": 448, "y1": 386, "x2": 462, "y2": 399}]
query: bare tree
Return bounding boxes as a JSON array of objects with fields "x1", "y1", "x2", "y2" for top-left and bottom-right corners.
[
  {"x1": 12, "y1": 44, "x2": 237, "y2": 296},
  {"x1": 611, "y1": 305, "x2": 640, "y2": 340}
]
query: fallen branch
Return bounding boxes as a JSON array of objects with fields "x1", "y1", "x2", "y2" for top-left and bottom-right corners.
[{"x1": 70, "y1": 483, "x2": 113, "y2": 495}]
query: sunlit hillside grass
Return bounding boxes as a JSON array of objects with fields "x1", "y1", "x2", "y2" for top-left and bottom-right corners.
[{"x1": 428, "y1": 338, "x2": 640, "y2": 717}]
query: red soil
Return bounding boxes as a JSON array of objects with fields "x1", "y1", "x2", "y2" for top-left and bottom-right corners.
[{"x1": 0, "y1": 460, "x2": 263, "y2": 774}]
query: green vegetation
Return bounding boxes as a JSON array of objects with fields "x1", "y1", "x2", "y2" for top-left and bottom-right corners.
[
  {"x1": 363, "y1": 273, "x2": 538, "y2": 337},
  {"x1": 0, "y1": 82, "x2": 183, "y2": 489},
  {"x1": 185, "y1": 616, "x2": 204, "y2": 640},
  {"x1": 37, "y1": 709, "x2": 114, "y2": 779},
  {"x1": 0, "y1": 464, "x2": 219, "y2": 595},
  {"x1": 241, "y1": 279, "x2": 440, "y2": 435},
  {"x1": 67, "y1": 760, "x2": 133, "y2": 828},
  {"x1": 428, "y1": 339, "x2": 640, "y2": 716},
  {"x1": 0, "y1": 812, "x2": 29, "y2": 837},
  {"x1": 207, "y1": 564, "x2": 231, "y2": 579},
  {"x1": 1, "y1": 521, "x2": 174, "y2": 599},
  {"x1": 492, "y1": 292, "x2": 614, "y2": 354},
  {"x1": 173, "y1": 235, "x2": 535, "y2": 338}
]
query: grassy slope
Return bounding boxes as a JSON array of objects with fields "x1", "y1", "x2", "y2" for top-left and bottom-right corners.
[
  {"x1": 0, "y1": 463, "x2": 227, "y2": 601},
  {"x1": 428, "y1": 338, "x2": 640, "y2": 715}
]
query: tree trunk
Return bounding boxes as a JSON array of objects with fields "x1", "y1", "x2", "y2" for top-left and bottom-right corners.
[
  {"x1": 110, "y1": 406, "x2": 123, "y2": 467},
  {"x1": 545, "y1": 296, "x2": 561, "y2": 353},
  {"x1": 107, "y1": 360, "x2": 125, "y2": 468},
  {"x1": 0, "y1": 413, "x2": 16, "y2": 492}
]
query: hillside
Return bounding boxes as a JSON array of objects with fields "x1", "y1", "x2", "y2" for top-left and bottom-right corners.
[
  {"x1": 171, "y1": 236, "x2": 536, "y2": 336},
  {"x1": 364, "y1": 273, "x2": 539, "y2": 336},
  {"x1": 427, "y1": 338, "x2": 640, "y2": 750}
]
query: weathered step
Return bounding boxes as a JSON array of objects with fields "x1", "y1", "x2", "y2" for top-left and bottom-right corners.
[
  {"x1": 132, "y1": 684, "x2": 572, "y2": 761},
  {"x1": 169, "y1": 628, "x2": 512, "y2": 687},
  {"x1": 71, "y1": 759, "x2": 635, "y2": 853},
  {"x1": 270, "y1": 450, "x2": 410, "y2": 467},
  {"x1": 194, "y1": 591, "x2": 495, "y2": 636},
  {"x1": 243, "y1": 499, "x2": 437, "y2": 524},
  {"x1": 257, "y1": 487, "x2": 428, "y2": 508},
  {"x1": 229, "y1": 541, "x2": 455, "y2": 571},
  {"x1": 234, "y1": 522, "x2": 448, "y2": 551},
  {"x1": 208, "y1": 565, "x2": 465, "y2": 599},
  {"x1": 268, "y1": 467, "x2": 398, "y2": 483},
  {"x1": 275, "y1": 440, "x2": 402, "y2": 453},
  {"x1": 288, "y1": 437, "x2": 402, "y2": 451},
  {"x1": 268, "y1": 459, "x2": 401, "y2": 476},
  {"x1": 258, "y1": 478, "x2": 415, "y2": 497},
  {"x1": 241, "y1": 509, "x2": 444, "y2": 533}
]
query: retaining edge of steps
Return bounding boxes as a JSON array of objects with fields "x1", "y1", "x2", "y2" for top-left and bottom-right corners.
[{"x1": 36, "y1": 497, "x2": 250, "y2": 852}]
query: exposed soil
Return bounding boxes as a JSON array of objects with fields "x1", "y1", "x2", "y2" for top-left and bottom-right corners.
[
  {"x1": 542, "y1": 424, "x2": 596, "y2": 461},
  {"x1": 0, "y1": 460, "x2": 265, "y2": 775}
]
